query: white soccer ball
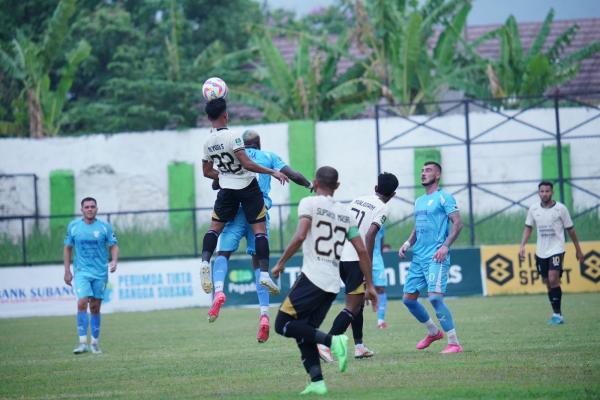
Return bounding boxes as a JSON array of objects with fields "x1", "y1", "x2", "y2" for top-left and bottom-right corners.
[{"x1": 202, "y1": 77, "x2": 228, "y2": 101}]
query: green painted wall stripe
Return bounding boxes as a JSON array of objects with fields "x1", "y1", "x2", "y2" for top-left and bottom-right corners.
[
  {"x1": 168, "y1": 162, "x2": 196, "y2": 232},
  {"x1": 542, "y1": 145, "x2": 573, "y2": 210},
  {"x1": 288, "y1": 120, "x2": 316, "y2": 205},
  {"x1": 414, "y1": 148, "x2": 441, "y2": 199},
  {"x1": 50, "y1": 170, "x2": 75, "y2": 236}
]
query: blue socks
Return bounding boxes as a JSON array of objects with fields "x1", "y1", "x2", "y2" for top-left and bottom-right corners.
[
  {"x1": 429, "y1": 295, "x2": 455, "y2": 332},
  {"x1": 377, "y1": 292, "x2": 387, "y2": 321},
  {"x1": 90, "y1": 313, "x2": 101, "y2": 340},
  {"x1": 255, "y1": 269, "x2": 270, "y2": 313},
  {"x1": 213, "y1": 255, "x2": 229, "y2": 292},
  {"x1": 77, "y1": 311, "x2": 88, "y2": 337},
  {"x1": 403, "y1": 297, "x2": 431, "y2": 323}
]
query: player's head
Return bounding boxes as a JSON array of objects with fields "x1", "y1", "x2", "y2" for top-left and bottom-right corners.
[
  {"x1": 205, "y1": 98, "x2": 228, "y2": 124},
  {"x1": 80, "y1": 197, "x2": 97, "y2": 220},
  {"x1": 243, "y1": 129, "x2": 261, "y2": 149},
  {"x1": 538, "y1": 181, "x2": 554, "y2": 203},
  {"x1": 421, "y1": 161, "x2": 442, "y2": 187},
  {"x1": 375, "y1": 172, "x2": 398, "y2": 202},
  {"x1": 314, "y1": 166, "x2": 339, "y2": 193}
]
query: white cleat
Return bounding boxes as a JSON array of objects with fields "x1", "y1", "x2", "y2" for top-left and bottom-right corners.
[
  {"x1": 73, "y1": 343, "x2": 89, "y2": 354},
  {"x1": 317, "y1": 344, "x2": 334, "y2": 363},
  {"x1": 354, "y1": 345, "x2": 374, "y2": 359},
  {"x1": 200, "y1": 260, "x2": 213, "y2": 294},
  {"x1": 90, "y1": 343, "x2": 102, "y2": 354},
  {"x1": 259, "y1": 277, "x2": 280, "y2": 295}
]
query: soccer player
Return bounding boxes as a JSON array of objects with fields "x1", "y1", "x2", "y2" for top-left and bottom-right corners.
[
  {"x1": 518, "y1": 181, "x2": 584, "y2": 325},
  {"x1": 208, "y1": 129, "x2": 312, "y2": 344},
  {"x1": 272, "y1": 166, "x2": 378, "y2": 395},
  {"x1": 63, "y1": 197, "x2": 119, "y2": 354},
  {"x1": 373, "y1": 226, "x2": 389, "y2": 329},
  {"x1": 199, "y1": 98, "x2": 288, "y2": 301},
  {"x1": 398, "y1": 161, "x2": 464, "y2": 354},
  {"x1": 319, "y1": 172, "x2": 398, "y2": 361}
]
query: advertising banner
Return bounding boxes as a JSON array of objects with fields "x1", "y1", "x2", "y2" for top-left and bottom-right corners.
[{"x1": 481, "y1": 241, "x2": 600, "y2": 295}]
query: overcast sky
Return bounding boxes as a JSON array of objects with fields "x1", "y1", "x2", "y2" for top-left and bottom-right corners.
[{"x1": 261, "y1": 0, "x2": 600, "y2": 25}]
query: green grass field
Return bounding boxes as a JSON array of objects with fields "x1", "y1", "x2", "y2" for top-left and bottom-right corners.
[{"x1": 1, "y1": 293, "x2": 599, "y2": 399}]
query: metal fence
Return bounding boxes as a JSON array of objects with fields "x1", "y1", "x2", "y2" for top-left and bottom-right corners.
[{"x1": 375, "y1": 92, "x2": 600, "y2": 245}]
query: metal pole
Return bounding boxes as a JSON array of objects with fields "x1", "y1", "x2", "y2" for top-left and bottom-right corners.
[
  {"x1": 21, "y1": 217, "x2": 27, "y2": 265},
  {"x1": 192, "y1": 208, "x2": 198, "y2": 257},
  {"x1": 464, "y1": 100, "x2": 475, "y2": 246},
  {"x1": 278, "y1": 205, "x2": 284, "y2": 253},
  {"x1": 554, "y1": 94, "x2": 566, "y2": 204},
  {"x1": 33, "y1": 174, "x2": 39, "y2": 230},
  {"x1": 375, "y1": 104, "x2": 382, "y2": 175}
]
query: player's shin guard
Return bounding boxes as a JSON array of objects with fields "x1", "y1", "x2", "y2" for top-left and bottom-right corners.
[
  {"x1": 254, "y1": 233, "x2": 270, "y2": 272},
  {"x1": 377, "y1": 292, "x2": 387, "y2": 321},
  {"x1": 201, "y1": 230, "x2": 219, "y2": 262},
  {"x1": 213, "y1": 256, "x2": 228, "y2": 293},
  {"x1": 429, "y1": 295, "x2": 455, "y2": 332},
  {"x1": 298, "y1": 341, "x2": 323, "y2": 382},
  {"x1": 351, "y1": 305, "x2": 364, "y2": 345},
  {"x1": 76, "y1": 311, "x2": 89, "y2": 342},
  {"x1": 90, "y1": 313, "x2": 101, "y2": 341},
  {"x1": 254, "y1": 269, "x2": 270, "y2": 313},
  {"x1": 403, "y1": 297, "x2": 431, "y2": 323},
  {"x1": 329, "y1": 308, "x2": 354, "y2": 335},
  {"x1": 548, "y1": 286, "x2": 562, "y2": 314}
]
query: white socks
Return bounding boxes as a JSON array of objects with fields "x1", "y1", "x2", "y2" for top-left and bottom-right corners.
[
  {"x1": 214, "y1": 282, "x2": 224, "y2": 292},
  {"x1": 424, "y1": 318, "x2": 439, "y2": 336},
  {"x1": 447, "y1": 329, "x2": 459, "y2": 345},
  {"x1": 79, "y1": 335, "x2": 87, "y2": 344},
  {"x1": 260, "y1": 306, "x2": 269, "y2": 316}
]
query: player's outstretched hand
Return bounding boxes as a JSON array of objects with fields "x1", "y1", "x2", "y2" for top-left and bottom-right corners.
[
  {"x1": 272, "y1": 170, "x2": 289, "y2": 185},
  {"x1": 365, "y1": 285, "x2": 378, "y2": 312},
  {"x1": 109, "y1": 261, "x2": 117, "y2": 273},
  {"x1": 272, "y1": 262, "x2": 284, "y2": 279},
  {"x1": 576, "y1": 249, "x2": 584, "y2": 264},
  {"x1": 518, "y1": 246, "x2": 526, "y2": 262},
  {"x1": 64, "y1": 270, "x2": 73, "y2": 286}
]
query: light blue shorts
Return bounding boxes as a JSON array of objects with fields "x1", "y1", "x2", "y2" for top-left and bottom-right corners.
[
  {"x1": 372, "y1": 267, "x2": 387, "y2": 287},
  {"x1": 218, "y1": 209, "x2": 270, "y2": 255},
  {"x1": 403, "y1": 259, "x2": 450, "y2": 295},
  {"x1": 74, "y1": 274, "x2": 107, "y2": 299}
]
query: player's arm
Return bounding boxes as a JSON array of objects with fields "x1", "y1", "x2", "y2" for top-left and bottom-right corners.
[
  {"x1": 202, "y1": 160, "x2": 219, "y2": 180},
  {"x1": 272, "y1": 216, "x2": 311, "y2": 278},
  {"x1": 399, "y1": 227, "x2": 416, "y2": 258},
  {"x1": 433, "y1": 211, "x2": 463, "y2": 263},
  {"x1": 364, "y1": 223, "x2": 380, "y2": 260},
  {"x1": 235, "y1": 150, "x2": 289, "y2": 185},
  {"x1": 518, "y1": 225, "x2": 533, "y2": 261},
  {"x1": 280, "y1": 166, "x2": 312, "y2": 190},
  {"x1": 349, "y1": 233, "x2": 378, "y2": 310},
  {"x1": 566, "y1": 227, "x2": 584, "y2": 263},
  {"x1": 63, "y1": 246, "x2": 73, "y2": 286},
  {"x1": 109, "y1": 245, "x2": 119, "y2": 273}
]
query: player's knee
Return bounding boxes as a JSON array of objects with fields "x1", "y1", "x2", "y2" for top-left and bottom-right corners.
[
  {"x1": 207, "y1": 229, "x2": 220, "y2": 238},
  {"x1": 428, "y1": 294, "x2": 444, "y2": 309},
  {"x1": 77, "y1": 299, "x2": 88, "y2": 311},
  {"x1": 274, "y1": 312, "x2": 290, "y2": 336},
  {"x1": 402, "y1": 296, "x2": 417, "y2": 307}
]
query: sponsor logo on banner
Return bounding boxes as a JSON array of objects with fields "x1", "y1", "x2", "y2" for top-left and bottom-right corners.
[
  {"x1": 117, "y1": 272, "x2": 194, "y2": 300},
  {"x1": 228, "y1": 269, "x2": 256, "y2": 295},
  {"x1": 0, "y1": 285, "x2": 75, "y2": 303},
  {"x1": 481, "y1": 242, "x2": 600, "y2": 295}
]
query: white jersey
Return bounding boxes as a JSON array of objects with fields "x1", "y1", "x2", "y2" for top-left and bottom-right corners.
[
  {"x1": 525, "y1": 201, "x2": 574, "y2": 258},
  {"x1": 341, "y1": 195, "x2": 388, "y2": 262},
  {"x1": 298, "y1": 195, "x2": 359, "y2": 293},
  {"x1": 202, "y1": 128, "x2": 256, "y2": 189}
]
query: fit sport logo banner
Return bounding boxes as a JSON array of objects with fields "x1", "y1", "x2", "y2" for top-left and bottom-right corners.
[{"x1": 481, "y1": 241, "x2": 600, "y2": 295}]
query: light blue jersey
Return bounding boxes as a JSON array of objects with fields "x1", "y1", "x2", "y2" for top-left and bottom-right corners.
[
  {"x1": 372, "y1": 226, "x2": 387, "y2": 287},
  {"x1": 64, "y1": 218, "x2": 118, "y2": 280},
  {"x1": 219, "y1": 148, "x2": 286, "y2": 254},
  {"x1": 412, "y1": 189, "x2": 458, "y2": 262}
]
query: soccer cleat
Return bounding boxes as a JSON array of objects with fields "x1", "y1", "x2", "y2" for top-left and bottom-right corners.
[
  {"x1": 440, "y1": 344, "x2": 464, "y2": 354},
  {"x1": 354, "y1": 345, "x2": 374, "y2": 359},
  {"x1": 90, "y1": 343, "x2": 102, "y2": 354},
  {"x1": 73, "y1": 343, "x2": 88, "y2": 354},
  {"x1": 317, "y1": 344, "x2": 334, "y2": 363},
  {"x1": 259, "y1": 276, "x2": 280, "y2": 295},
  {"x1": 330, "y1": 335, "x2": 349, "y2": 372},
  {"x1": 377, "y1": 321, "x2": 388, "y2": 329},
  {"x1": 207, "y1": 291, "x2": 226, "y2": 323},
  {"x1": 300, "y1": 380, "x2": 328, "y2": 395},
  {"x1": 549, "y1": 315, "x2": 565, "y2": 325},
  {"x1": 200, "y1": 260, "x2": 212, "y2": 294},
  {"x1": 416, "y1": 330, "x2": 444, "y2": 350},
  {"x1": 256, "y1": 315, "x2": 270, "y2": 343}
]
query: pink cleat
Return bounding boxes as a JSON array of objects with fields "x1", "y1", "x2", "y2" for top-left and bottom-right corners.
[
  {"x1": 207, "y1": 292, "x2": 226, "y2": 323},
  {"x1": 377, "y1": 321, "x2": 388, "y2": 329},
  {"x1": 256, "y1": 315, "x2": 270, "y2": 343},
  {"x1": 416, "y1": 330, "x2": 444, "y2": 350},
  {"x1": 440, "y1": 344, "x2": 464, "y2": 354}
]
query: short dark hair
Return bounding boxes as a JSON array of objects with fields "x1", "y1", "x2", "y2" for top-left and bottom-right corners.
[
  {"x1": 377, "y1": 172, "x2": 398, "y2": 197},
  {"x1": 81, "y1": 197, "x2": 97, "y2": 206},
  {"x1": 205, "y1": 98, "x2": 227, "y2": 121},
  {"x1": 315, "y1": 166, "x2": 338, "y2": 190},
  {"x1": 424, "y1": 161, "x2": 442, "y2": 173},
  {"x1": 538, "y1": 181, "x2": 554, "y2": 189}
]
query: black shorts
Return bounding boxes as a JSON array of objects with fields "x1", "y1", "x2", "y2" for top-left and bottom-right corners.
[
  {"x1": 339, "y1": 261, "x2": 365, "y2": 295},
  {"x1": 279, "y1": 273, "x2": 337, "y2": 327},
  {"x1": 212, "y1": 179, "x2": 266, "y2": 223},
  {"x1": 535, "y1": 253, "x2": 565, "y2": 279}
]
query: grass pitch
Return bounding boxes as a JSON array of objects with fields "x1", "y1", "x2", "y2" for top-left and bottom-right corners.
[{"x1": 1, "y1": 293, "x2": 599, "y2": 399}]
